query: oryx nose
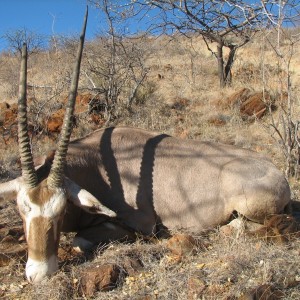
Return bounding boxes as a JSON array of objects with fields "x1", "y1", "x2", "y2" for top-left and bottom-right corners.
[
  {"x1": 26, "y1": 256, "x2": 58, "y2": 283},
  {"x1": 28, "y1": 274, "x2": 37, "y2": 284},
  {"x1": 26, "y1": 269, "x2": 49, "y2": 284},
  {"x1": 26, "y1": 270, "x2": 46, "y2": 284}
]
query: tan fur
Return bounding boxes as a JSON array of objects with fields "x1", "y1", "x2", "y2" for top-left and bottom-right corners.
[
  {"x1": 45, "y1": 126, "x2": 290, "y2": 236},
  {"x1": 28, "y1": 180, "x2": 55, "y2": 206},
  {"x1": 27, "y1": 216, "x2": 56, "y2": 260}
]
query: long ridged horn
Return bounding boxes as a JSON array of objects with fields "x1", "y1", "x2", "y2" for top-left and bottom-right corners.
[
  {"x1": 48, "y1": 7, "x2": 88, "y2": 189},
  {"x1": 18, "y1": 43, "x2": 38, "y2": 188}
]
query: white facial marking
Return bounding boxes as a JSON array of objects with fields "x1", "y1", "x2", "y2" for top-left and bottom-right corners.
[
  {"x1": 16, "y1": 184, "x2": 66, "y2": 282},
  {"x1": 17, "y1": 187, "x2": 66, "y2": 238},
  {"x1": 26, "y1": 255, "x2": 58, "y2": 283}
]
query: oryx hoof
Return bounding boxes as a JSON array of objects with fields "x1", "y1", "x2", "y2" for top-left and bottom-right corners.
[{"x1": 73, "y1": 236, "x2": 94, "y2": 252}]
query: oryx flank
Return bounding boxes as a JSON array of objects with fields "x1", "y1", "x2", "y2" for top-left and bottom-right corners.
[{"x1": 0, "y1": 9, "x2": 291, "y2": 283}]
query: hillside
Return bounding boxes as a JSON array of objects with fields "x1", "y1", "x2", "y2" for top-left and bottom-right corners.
[{"x1": 0, "y1": 32, "x2": 300, "y2": 299}]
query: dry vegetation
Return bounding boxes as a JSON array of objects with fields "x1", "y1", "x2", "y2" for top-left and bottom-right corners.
[{"x1": 1, "y1": 31, "x2": 300, "y2": 299}]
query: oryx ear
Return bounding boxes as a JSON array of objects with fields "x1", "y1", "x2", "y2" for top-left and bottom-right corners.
[
  {"x1": 0, "y1": 179, "x2": 20, "y2": 202},
  {"x1": 34, "y1": 150, "x2": 55, "y2": 170},
  {"x1": 64, "y1": 178, "x2": 116, "y2": 217}
]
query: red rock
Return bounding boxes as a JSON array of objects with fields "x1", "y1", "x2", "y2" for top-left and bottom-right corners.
[
  {"x1": 166, "y1": 234, "x2": 197, "y2": 257},
  {"x1": 46, "y1": 108, "x2": 65, "y2": 133},
  {"x1": 80, "y1": 263, "x2": 121, "y2": 297},
  {"x1": 122, "y1": 257, "x2": 143, "y2": 276},
  {"x1": 240, "y1": 92, "x2": 270, "y2": 119},
  {"x1": 223, "y1": 88, "x2": 251, "y2": 108},
  {"x1": 187, "y1": 276, "x2": 206, "y2": 299}
]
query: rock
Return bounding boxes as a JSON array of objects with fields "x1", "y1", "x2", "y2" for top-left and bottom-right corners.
[
  {"x1": 80, "y1": 263, "x2": 122, "y2": 297},
  {"x1": 0, "y1": 102, "x2": 10, "y2": 125},
  {"x1": 122, "y1": 257, "x2": 143, "y2": 276},
  {"x1": 223, "y1": 88, "x2": 252, "y2": 108},
  {"x1": 166, "y1": 234, "x2": 197, "y2": 257},
  {"x1": 5, "y1": 226, "x2": 24, "y2": 240},
  {"x1": 0, "y1": 102, "x2": 10, "y2": 110},
  {"x1": 0, "y1": 102, "x2": 18, "y2": 143},
  {"x1": 187, "y1": 276, "x2": 206, "y2": 299},
  {"x1": 46, "y1": 108, "x2": 65, "y2": 133},
  {"x1": 240, "y1": 92, "x2": 271, "y2": 119},
  {"x1": 219, "y1": 224, "x2": 235, "y2": 236},
  {"x1": 220, "y1": 219, "x2": 245, "y2": 237},
  {"x1": 57, "y1": 245, "x2": 85, "y2": 262},
  {"x1": 222, "y1": 89, "x2": 274, "y2": 120},
  {"x1": 251, "y1": 214, "x2": 300, "y2": 244},
  {"x1": 90, "y1": 113, "x2": 105, "y2": 126}
]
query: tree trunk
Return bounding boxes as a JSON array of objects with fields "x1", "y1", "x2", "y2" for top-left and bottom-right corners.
[
  {"x1": 217, "y1": 43, "x2": 225, "y2": 88},
  {"x1": 224, "y1": 46, "x2": 236, "y2": 85}
]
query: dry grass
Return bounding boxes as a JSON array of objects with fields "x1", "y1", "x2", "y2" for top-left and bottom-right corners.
[
  {"x1": 1, "y1": 32, "x2": 300, "y2": 299},
  {"x1": 1, "y1": 209, "x2": 299, "y2": 299}
]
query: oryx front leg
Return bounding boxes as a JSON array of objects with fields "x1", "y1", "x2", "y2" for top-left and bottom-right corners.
[{"x1": 73, "y1": 221, "x2": 136, "y2": 252}]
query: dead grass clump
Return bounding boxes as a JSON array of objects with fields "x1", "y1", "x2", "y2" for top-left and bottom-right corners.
[
  {"x1": 233, "y1": 62, "x2": 262, "y2": 85},
  {"x1": 29, "y1": 272, "x2": 74, "y2": 300},
  {"x1": 207, "y1": 229, "x2": 300, "y2": 298}
]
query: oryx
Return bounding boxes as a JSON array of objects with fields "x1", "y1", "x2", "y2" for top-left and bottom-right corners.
[{"x1": 0, "y1": 8, "x2": 291, "y2": 284}]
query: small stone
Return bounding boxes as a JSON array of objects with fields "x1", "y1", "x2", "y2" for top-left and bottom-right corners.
[
  {"x1": 80, "y1": 263, "x2": 122, "y2": 297},
  {"x1": 166, "y1": 234, "x2": 197, "y2": 257},
  {"x1": 187, "y1": 277, "x2": 206, "y2": 299},
  {"x1": 122, "y1": 257, "x2": 143, "y2": 276},
  {"x1": 219, "y1": 224, "x2": 234, "y2": 236}
]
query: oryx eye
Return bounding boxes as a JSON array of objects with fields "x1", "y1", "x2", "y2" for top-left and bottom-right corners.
[{"x1": 18, "y1": 200, "x2": 32, "y2": 215}]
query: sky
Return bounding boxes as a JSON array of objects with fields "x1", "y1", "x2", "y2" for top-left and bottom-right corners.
[
  {"x1": 0, "y1": 0, "x2": 108, "y2": 51},
  {"x1": 0, "y1": 1, "x2": 297, "y2": 52}
]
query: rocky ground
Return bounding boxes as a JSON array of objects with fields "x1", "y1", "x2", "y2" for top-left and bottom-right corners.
[
  {"x1": 1, "y1": 30, "x2": 300, "y2": 299},
  {"x1": 0, "y1": 198, "x2": 300, "y2": 299}
]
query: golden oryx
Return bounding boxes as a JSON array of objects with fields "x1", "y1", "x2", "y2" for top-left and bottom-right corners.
[{"x1": 0, "y1": 9, "x2": 291, "y2": 284}]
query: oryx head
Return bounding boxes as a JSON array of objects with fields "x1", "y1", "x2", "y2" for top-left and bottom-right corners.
[{"x1": 0, "y1": 8, "x2": 116, "y2": 283}]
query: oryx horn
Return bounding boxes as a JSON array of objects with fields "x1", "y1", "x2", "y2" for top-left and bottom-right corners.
[
  {"x1": 48, "y1": 7, "x2": 88, "y2": 189},
  {"x1": 18, "y1": 43, "x2": 38, "y2": 188}
]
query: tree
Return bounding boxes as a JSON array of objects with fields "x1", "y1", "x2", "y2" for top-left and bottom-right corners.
[
  {"x1": 3, "y1": 28, "x2": 45, "y2": 56},
  {"x1": 85, "y1": 0, "x2": 149, "y2": 117},
  {"x1": 261, "y1": 0, "x2": 300, "y2": 178},
  {"x1": 136, "y1": 0, "x2": 267, "y2": 87}
]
